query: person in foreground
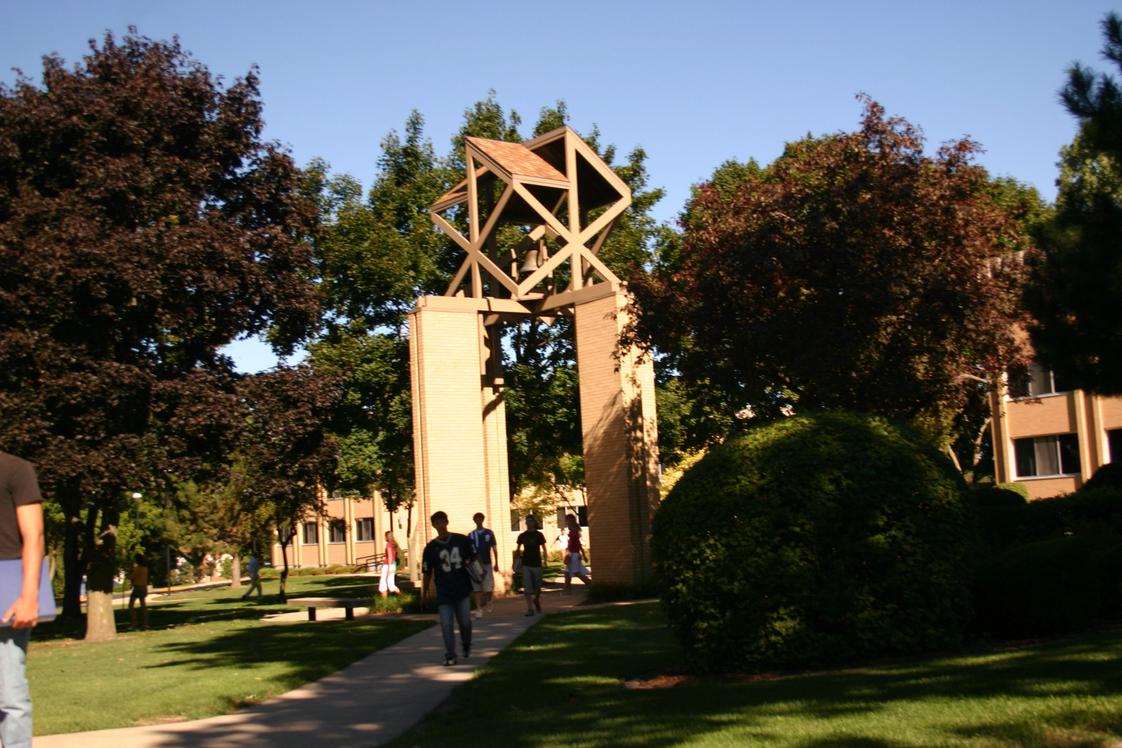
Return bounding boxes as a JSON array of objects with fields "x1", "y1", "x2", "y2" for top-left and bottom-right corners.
[
  {"x1": 0, "y1": 451, "x2": 44, "y2": 748},
  {"x1": 421, "y1": 511, "x2": 476, "y2": 666},
  {"x1": 515, "y1": 515, "x2": 547, "y2": 616}
]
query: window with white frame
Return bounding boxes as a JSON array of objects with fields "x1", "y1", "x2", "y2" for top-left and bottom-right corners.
[
  {"x1": 1008, "y1": 362, "x2": 1071, "y2": 398},
  {"x1": 301, "y1": 522, "x2": 319, "y2": 545},
  {"x1": 328, "y1": 519, "x2": 346, "y2": 544},
  {"x1": 355, "y1": 518, "x2": 373, "y2": 542},
  {"x1": 1013, "y1": 434, "x2": 1081, "y2": 478}
]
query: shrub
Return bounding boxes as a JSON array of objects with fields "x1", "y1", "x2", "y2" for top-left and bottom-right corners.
[
  {"x1": 1084, "y1": 462, "x2": 1122, "y2": 492},
  {"x1": 969, "y1": 485, "x2": 1030, "y2": 554},
  {"x1": 972, "y1": 535, "x2": 1103, "y2": 636},
  {"x1": 652, "y1": 412, "x2": 974, "y2": 672}
]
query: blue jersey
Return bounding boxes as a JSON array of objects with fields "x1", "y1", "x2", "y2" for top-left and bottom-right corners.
[
  {"x1": 468, "y1": 528, "x2": 496, "y2": 567},
  {"x1": 422, "y1": 533, "x2": 475, "y2": 604}
]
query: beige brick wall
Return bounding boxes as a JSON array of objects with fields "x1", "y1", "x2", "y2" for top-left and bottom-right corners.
[
  {"x1": 408, "y1": 300, "x2": 512, "y2": 591},
  {"x1": 574, "y1": 292, "x2": 660, "y2": 586}
]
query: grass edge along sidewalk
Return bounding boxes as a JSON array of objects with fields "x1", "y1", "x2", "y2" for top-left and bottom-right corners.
[
  {"x1": 389, "y1": 601, "x2": 1122, "y2": 748},
  {"x1": 31, "y1": 576, "x2": 431, "y2": 737}
]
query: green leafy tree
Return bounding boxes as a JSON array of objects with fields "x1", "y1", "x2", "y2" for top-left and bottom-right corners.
[
  {"x1": 234, "y1": 366, "x2": 340, "y2": 602},
  {"x1": 630, "y1": 98, "x2": 1032, "y2": 448},
  {"x1": 1027, "y1": 13, "x2": 1122, "y2": 394},
  {"x1": 0, "y1": 31, "x2": 321, "y2": 639}
]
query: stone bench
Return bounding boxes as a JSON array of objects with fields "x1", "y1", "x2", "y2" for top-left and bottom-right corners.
[{"x1": 287, "y1": 597, "x2": 368, "y2": 621}]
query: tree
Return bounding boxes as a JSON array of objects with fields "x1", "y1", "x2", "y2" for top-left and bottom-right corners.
[
  {"x1": 1027, "y1": 12, "x2": 1122, "y2": 394},
  {"x1": 233, "y1": 366, "x2": 340, "y2": 602},
  {"x1": 630, "y1": 98, "x2": 1032, "y2": 446},
  {"x1": 0, "y1": 31, "x2": 321, "y2": 639}
]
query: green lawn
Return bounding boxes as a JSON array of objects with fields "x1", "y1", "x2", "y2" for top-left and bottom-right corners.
[
  {"x1": 390, "y1": 601, "x2": 1122, "y2": 748},
  {"x1": 31, "y1": 575, "x2": 431, "y2": 736}
]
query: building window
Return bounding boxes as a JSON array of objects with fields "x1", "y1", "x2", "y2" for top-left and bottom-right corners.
[
  {"x1": 1008, "y1": 362, "x2": 1071, "y2": 398},
  {"x1": 329, "y1": 520, "x2": 346, "y2": 544},
  {"x1": 556, "y1": 506, "x2": 589, "y2": 528},
  {"x1": 302, "y1": 522, "x2": 319, "y2": 545},
  {"x1": 355, "y1": 518, "x2": 373, "y2": 542},
  {"x1": 1014, "y1": 434, "x2": 1081, "y2": 478},
  {"x1": 1109, "y1": 429, "x2": 1122, "y2": 464}
]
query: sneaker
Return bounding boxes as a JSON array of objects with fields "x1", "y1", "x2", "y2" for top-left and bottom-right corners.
[
  {"x1": 485, "y1": 603, "x2": 494, "y2": 613},
  {"x1": 524, "y1": 609, "x2": 535, "y2": 617},
  {"x1": 472, "y1": 609, "x2": 483, "y2": 619},
  {"x1": 443, "y1": 656, "x2": 457, "y2": 666},
  {"x1": 534, "y1": 600, "x2": 542, "y2": 613},
  {"x1": 462, "y1": 645, "x2": 471, "y2": 659}
]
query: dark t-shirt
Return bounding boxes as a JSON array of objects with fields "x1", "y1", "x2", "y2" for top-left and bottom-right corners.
[
  {"x1": 516, "y1": 530, "x2": 547, "y2": 568},
  {"x1": 422, "y1": 533, "x2": 476, "y2": 604},
  {"x1": 0, "y1": 452, "x2": 42, "y2": 560}
]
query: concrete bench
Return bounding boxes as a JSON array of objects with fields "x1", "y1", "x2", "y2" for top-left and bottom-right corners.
[{"x1": 287, "y1": 597, "x2": 368, "y2": 621}]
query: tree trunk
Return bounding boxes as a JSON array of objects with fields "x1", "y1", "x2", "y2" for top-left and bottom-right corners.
[
  {"x1": 230, "y1": 555, "x2": 242, "y2": 589},
  {"x1": 84, "y1": 505, "x2": 119, "y2": 641},
  {"x1": 85, "y1": 591, "x2": 116, "y2": 641},
  {"x1": 60, "y1": 480, "x2": 85, "y2": 620},
  {"x1": 278, "y1": 538, "x2": 290, "y2": 603}
]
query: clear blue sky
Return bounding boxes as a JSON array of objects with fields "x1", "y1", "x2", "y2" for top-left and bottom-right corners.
[{"x1": 3, "y1": 0, "x2": 1112, "y2": 370}]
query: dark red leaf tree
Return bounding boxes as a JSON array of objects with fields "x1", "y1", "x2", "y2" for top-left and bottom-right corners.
[
  {"x1": 0, "y1": 30, "x2": 321, "y2": 639},
  {"x1": 630, "y1": 99, "x2": 1032, "y2": 449}
]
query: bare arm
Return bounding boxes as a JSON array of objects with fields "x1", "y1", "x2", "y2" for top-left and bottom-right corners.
[{"x1": 4, "y1": 502, "x2": 44, "y2": 628}]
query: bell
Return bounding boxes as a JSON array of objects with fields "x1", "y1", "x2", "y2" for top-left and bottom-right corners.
[{"x1": 520, "y1": 247, "x2": 541, "y2": 275}]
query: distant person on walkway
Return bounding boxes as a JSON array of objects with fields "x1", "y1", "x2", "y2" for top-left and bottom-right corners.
[
  {"x1": 468, "y1": 513, "x2": 499, "y2": 618},
  {"x1": 379, "y1": 531, "x2": 400, "y2": 599},
  {"x1": 0, "y1": 451, "x2": 45, "y2": 748},
  {"x1": 554, "y1": 525, "x2": 570, "y2": 559},
  {"x1": 129, "y1": 554, "x2": 150, "y2": 628},
  {"x1": 422, "y1": 511, "x2": 475, "y2": 666},
  {"x1": 515, "y1": 515, "x2": 547, "y2": 616},
  {"x1": 242, "y1": 553, "x2": 263, "y2": 602},
  {"x1": 563, "y1": 514, "x2": 591, "y2": 593}
]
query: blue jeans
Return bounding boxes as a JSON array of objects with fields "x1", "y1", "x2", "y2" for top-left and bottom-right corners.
[
  {"x1": 0, "y1": 627, "x2": 31, "y2": 748},
  {"x1": 437, "y1": 596, "x2": 472, "y2": 659}
]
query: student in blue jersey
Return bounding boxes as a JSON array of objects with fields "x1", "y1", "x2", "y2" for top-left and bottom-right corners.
[
  {"x1": 421, "y1": 511, "x2": 476, "y2": 666},
  {"x1": 468, "y1": 512, "x2": 499, "y2": 618}
]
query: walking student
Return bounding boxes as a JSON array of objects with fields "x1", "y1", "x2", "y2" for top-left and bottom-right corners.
[
  {"x1": 467, "y1": 513, "x2": 498, "y2": 618},
  {"x1": 0, "y1": 451, "x2": 45, "y2": 748},
  {"x1": 421, "y1": 511, "x2": 476, "y2": 666},
  {"x1": 242, "y1": 553, "x2": 263, "y2": 602},
  {"x1": 563, "y1": 513, "x2": 592, "y2": 593},
  {"x1": 129, "y1": 553, "x2": 150, "y2": 628},
  {"x1": 379, "y1": 531, "x2": 400, "y2": 599},
  {"x1": 515, "y1": 515, "x2": 547, "y2": 616}
]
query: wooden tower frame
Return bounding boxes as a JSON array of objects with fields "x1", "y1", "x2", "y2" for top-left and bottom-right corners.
[{"x1": 408, "y1": 127, "x2": 660, "y2": 588}]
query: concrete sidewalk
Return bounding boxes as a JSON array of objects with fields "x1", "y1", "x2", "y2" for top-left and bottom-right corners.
[{"x1": 37, "y1": 589, "x2": 583, "y2": 747}]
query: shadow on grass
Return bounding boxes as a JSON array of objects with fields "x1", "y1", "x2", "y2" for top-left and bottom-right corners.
[
  {"x1": 391, "y1": 603, "x2": 1122, "y2": 748},
  {"x1": 34, "y1": 575, "x2": 417, "y2": 641}
]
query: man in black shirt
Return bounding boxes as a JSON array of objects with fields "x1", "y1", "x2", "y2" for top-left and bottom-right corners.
[
  {"x1": 515, "y1": 515, "x2": 547, "y2": 617},
  {"x1": 421, "y1": 511, "x2": 476, "y2": 665}
]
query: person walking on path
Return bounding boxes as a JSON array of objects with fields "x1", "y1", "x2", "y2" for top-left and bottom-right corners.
[
  {"x1": 515, "y1": 515, "x2": 547, "y2": 616},
  {"x1": 421, "y1": 511, "x2": 476, "y2": 666},
  {"x1": 563, "y1": 514, "x2": 591, "y2": 593},
  {"x1": 128, "y1": 554, "x2": 150, "y2": 628},
  {"x1": 242, "y1": 553, "x2": 263, "y2": 602},
  {"x1": 0, "y1": 451, "x2": 45, "y2": 748},
  {"x1": 467, "y1": 513, "x2": 498, "y2": 618},
  {"x1": 379, "y1": 531, "x2": 400, "y2": 599}
]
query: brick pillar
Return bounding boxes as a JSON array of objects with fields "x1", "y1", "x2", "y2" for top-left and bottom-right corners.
[
  {"x1": 574, "y1": 291, "x2": 660, "y2": 586},
  {"x1": 408, "y1": 297, "x2": 512, "y2": 587}
]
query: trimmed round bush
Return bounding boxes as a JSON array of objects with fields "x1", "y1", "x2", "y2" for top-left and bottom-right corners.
[
  {"x1": 972, "y1": 535, "x2": 1102, "y2": 636},
  {"x1": 651, "y1": 412, "x2": 974, "y2": 672}
]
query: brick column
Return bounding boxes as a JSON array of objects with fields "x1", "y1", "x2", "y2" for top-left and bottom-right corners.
[
  {"x1": 574, "y1": 291, "x2": 660, "y2": 586},
  {"x1": 408, "y1": 297, "x2": 511, "y2": 585}
]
